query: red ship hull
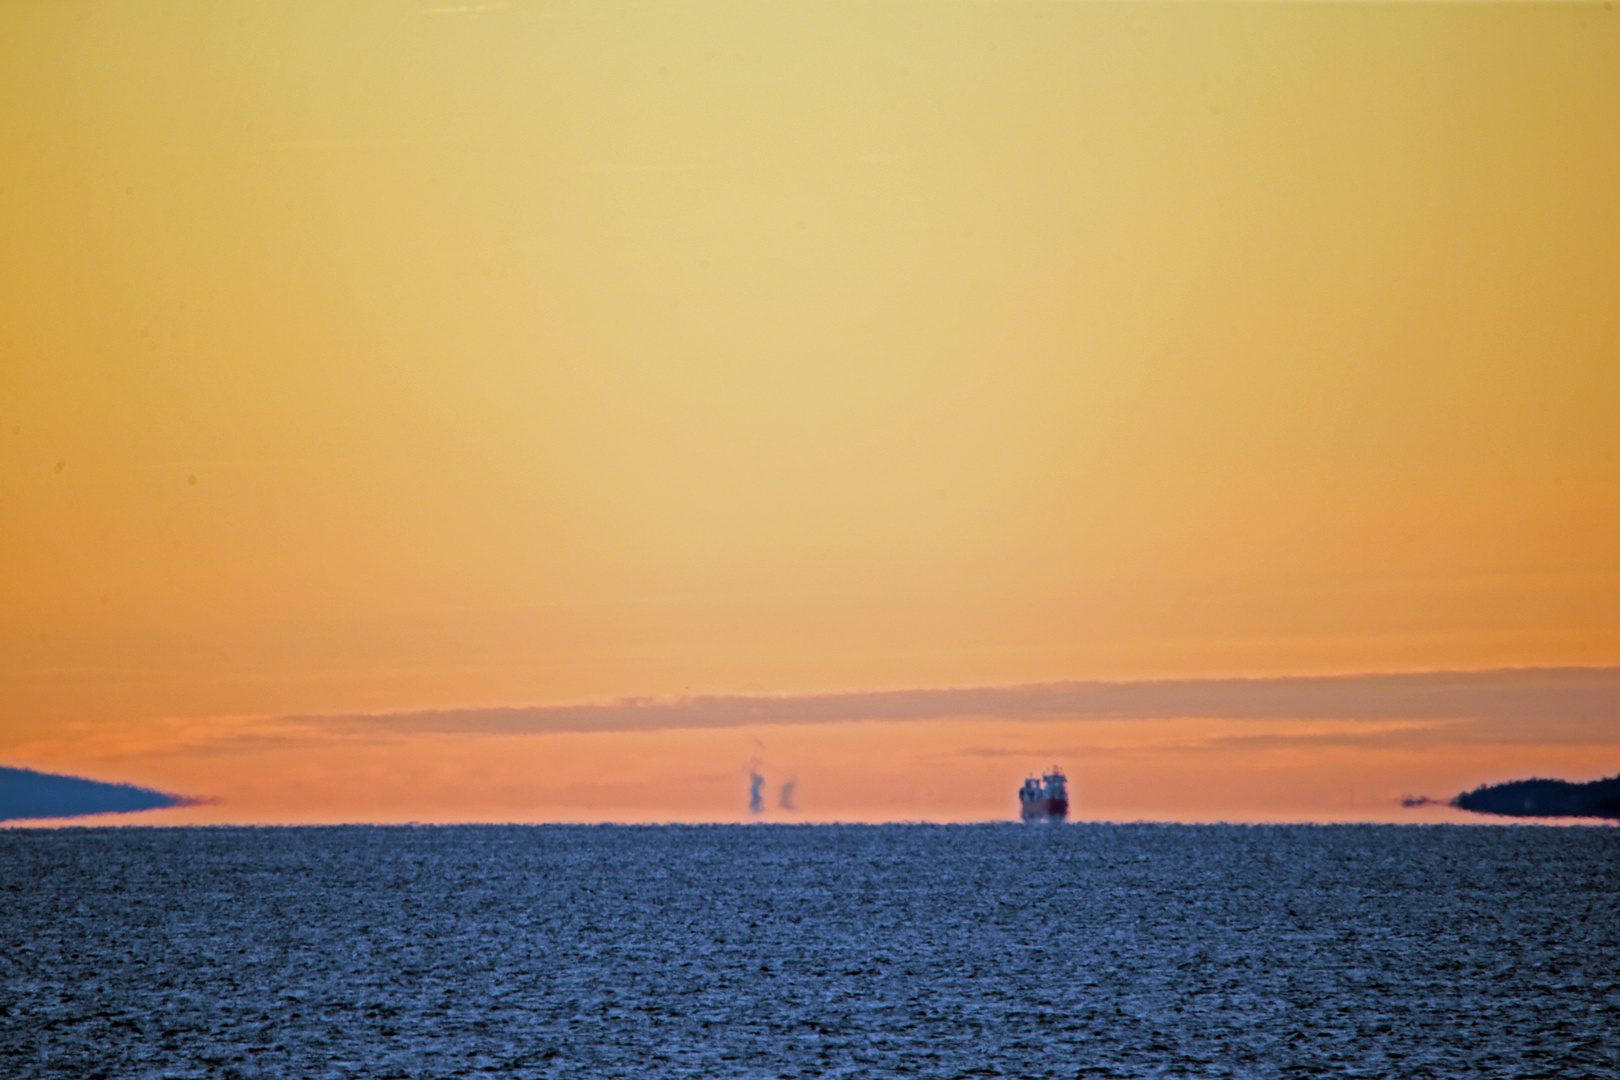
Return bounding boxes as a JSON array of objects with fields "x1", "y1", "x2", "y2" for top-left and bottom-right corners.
[{"x1": 1020, "y1": 796, "x2": 1068, "y2": 823}]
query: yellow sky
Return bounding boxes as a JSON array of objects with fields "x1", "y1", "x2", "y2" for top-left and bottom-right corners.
[{"x1": 3, "y1": 2, "x2": 1618, "y2": 822}]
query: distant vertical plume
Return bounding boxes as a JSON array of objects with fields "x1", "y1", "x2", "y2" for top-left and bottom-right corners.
[
  {"x1": 778, "y1": 774, "x2": 797, "y2": 812},
  {"x1": 748, "y1": 758, "x2": 765, "y2": 815}
]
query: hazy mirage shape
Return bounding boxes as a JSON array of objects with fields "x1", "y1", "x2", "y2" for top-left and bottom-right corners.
[
  {"x1": 748, "y1": 761, "x2": 765, "y2": 815},
  {"x1": 0, "y1": 766, "x2": 197, "y2": 823},
  {"x1": 1452, "y1": 775, "x2": 1620, "y2": 821},
  {"x1": 288, "y1": 668, "x2": 1620, "y2": 738}
]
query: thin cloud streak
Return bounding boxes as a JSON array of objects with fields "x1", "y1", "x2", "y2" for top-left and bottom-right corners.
[
  {"x1": 942, "y1": 720, "x2": 1470, "y2": 760},
  {"x1": 286, "y1": 668, "x2": 1620, "y2": 740}
]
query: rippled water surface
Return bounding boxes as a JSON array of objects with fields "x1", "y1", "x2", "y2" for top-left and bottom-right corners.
[{"x1": 3, "y1": 824, "x2": 1617, "y2": 1078}]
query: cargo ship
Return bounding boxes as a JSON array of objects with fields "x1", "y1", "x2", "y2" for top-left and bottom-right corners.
[{"x1": 1019, "y1": 767, "x2": 1069, "y2": 823}]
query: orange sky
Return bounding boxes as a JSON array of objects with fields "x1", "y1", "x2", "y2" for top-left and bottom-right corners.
[{"x1": 3, "y1": 2, "x2": 1619, "y2": 824}]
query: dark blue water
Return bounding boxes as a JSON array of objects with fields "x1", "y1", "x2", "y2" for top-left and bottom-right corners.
[{"x1": 2, "y1": 824, "x2": 1616, "y2": 1079}]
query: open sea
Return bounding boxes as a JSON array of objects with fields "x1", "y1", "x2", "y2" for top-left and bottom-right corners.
[{"x1": 2, "y1": 823, "x2": 1616, "y2": 1079}]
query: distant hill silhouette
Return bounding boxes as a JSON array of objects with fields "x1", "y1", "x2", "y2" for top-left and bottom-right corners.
[
  {"x1": 0, "y1": 765, "x2": 193, "y2": 822},
  {"x1": 1453, "y1": 774, "x2": 1620, "y2": 820}
]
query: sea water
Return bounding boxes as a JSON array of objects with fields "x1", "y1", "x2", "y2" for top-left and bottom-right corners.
[{"x1": 1, "y1": 824, "x2": 1616, "y2": 1079}]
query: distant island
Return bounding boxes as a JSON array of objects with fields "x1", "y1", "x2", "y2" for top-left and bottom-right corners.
[
  {"x1": 1452, "y1": 773, "x2": 1620, "y2": 820},
  {"x1": 0, "y1": 765, "x2": 195, "y2": 823}
]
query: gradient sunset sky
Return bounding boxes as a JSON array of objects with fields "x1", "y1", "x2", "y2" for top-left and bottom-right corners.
[{"x1": 4, "y1": 1, "x2": 1618, "y2": 824}]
